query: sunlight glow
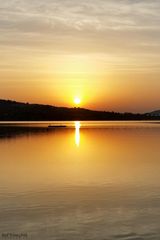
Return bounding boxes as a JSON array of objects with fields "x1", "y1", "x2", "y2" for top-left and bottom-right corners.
[
  {"x1": 75, "y1": 121, "x2": 81, "y2": 147},
  {"x1": 74, "y1": 97, "x2": 81, "y2": 105}
]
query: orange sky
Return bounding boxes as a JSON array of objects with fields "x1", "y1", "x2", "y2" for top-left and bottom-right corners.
[{"x1": 0, "y1": 0, "x2": 160, "y2": 113}]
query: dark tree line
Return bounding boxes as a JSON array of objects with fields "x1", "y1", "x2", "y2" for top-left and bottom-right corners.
[{"x1": 0, "y1": 99, "x2": 159, "y2": 121}]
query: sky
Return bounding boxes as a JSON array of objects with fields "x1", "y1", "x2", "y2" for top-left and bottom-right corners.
[{"x1": 0, "y1": 0, "x2": 160, "y2": 112}]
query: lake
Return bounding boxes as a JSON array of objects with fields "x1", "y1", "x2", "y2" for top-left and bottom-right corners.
[{"x1": 0, "y1": 121, "x2": 160, "y2": 240}]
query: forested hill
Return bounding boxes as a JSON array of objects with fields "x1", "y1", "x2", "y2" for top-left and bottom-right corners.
[{"x1": 0, "y1": 99, "x2": 159, "y2": 121}]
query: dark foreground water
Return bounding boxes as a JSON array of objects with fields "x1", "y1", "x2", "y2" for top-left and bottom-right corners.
[{"x1": 0, "y1": 121, "x2": 160, "y2": 240}]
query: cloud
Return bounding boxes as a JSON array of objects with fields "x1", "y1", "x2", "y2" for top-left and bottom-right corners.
[
  {"x1": 0, "y1": 0, "x2": 160, "y2": 72},
  {"x1": 1, "y1": 0, "x2": 160, "y2": 32}
]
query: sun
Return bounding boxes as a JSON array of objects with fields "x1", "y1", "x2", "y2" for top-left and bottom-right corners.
[{"x1": 74, "y1": 97, "x2": 81, "y2": 105}]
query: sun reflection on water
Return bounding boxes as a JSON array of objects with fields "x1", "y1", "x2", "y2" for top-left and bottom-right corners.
[{"x1": 75, "y1": 121, "x2": 81, "y2": 147}]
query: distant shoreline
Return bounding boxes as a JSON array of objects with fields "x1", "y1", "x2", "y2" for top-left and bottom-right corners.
[{"x1": 0, "y1": 99, "x2": 159, "y2": 121}]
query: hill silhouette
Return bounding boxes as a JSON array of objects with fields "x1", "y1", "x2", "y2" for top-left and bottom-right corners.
[
  {"x1": 0, "y1": 99, "x2": 159, "y2": 121},
  {"x1": 149, "y1": 110, "x2": 160, "y2": 117}
]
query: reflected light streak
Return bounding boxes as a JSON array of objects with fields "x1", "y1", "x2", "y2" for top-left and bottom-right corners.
[{"x1": 75, "y1": 121, "x2": 81, "y2": 147}]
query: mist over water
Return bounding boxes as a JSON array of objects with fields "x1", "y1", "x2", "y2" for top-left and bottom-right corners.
[{"x1": 0, "y1": 121, "x2": 160, "y2": 240}]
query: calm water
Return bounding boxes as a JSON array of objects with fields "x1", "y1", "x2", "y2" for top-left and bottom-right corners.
[{"x1": 0, "y1": 121, "x2": 160, "y2": 240}]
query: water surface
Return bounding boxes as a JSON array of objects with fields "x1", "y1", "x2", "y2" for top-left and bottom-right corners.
[{"x1": 0, "y1": 121, "x2": 160, "y2": 240}]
